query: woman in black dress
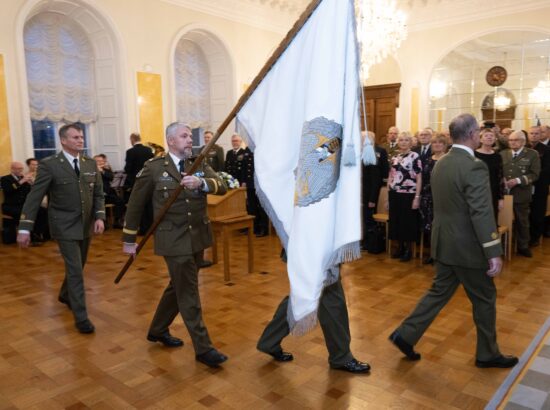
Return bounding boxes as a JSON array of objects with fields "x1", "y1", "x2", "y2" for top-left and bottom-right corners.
[
  {"x1": 386, "y1": 132, "x2": 422, "y2": 262},
  {"x1": 419, "y1": 133, "x2": 448, "y2": 264},
  {"x1": 475, "y1": 128, "x2": 504, "y2": 225}
]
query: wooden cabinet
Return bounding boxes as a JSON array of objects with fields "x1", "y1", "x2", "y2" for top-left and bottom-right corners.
[{"x1": 360, "y1": 83, "x2": 401, "y2": 145}]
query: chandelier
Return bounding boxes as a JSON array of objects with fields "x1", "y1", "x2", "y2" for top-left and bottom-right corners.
[
  {"x1": 494, "y1": 92, "x2": 511, "y2": 111},
  {"x1": 355, "y1": 0, "x2": 408, "y2": 79},
  {"x1": 529, "y1": 80, "x2": 550, "y2": 111}
]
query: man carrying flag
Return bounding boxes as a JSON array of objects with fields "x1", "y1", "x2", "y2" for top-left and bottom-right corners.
[{"x1": 236, "y1": 0, "x2": 372, "y2": 373}]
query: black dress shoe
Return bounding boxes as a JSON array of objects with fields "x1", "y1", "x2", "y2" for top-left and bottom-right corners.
[
  {"x1": 147, "y1": 333, "x2": 184, "y2": 347},
  {"x1": 423, "y1": 256, "x2": 434, "y2": 265},
  {"x1": 196, "y1": 348, "x2": 228, "y2": 368},
  {"x1": 198, "y1": 260, "x2": 213, "y2": 268},
  {"x1": 389, "y1": 330, "x2": 421, "y2": 360},
  {"x1": 75, "y1": 319, "x2": 95, "y2": 334},
  {"x1": 268, "y1": 349, "x2": 294, "y2": 362},
  {"x1": 475, "y1": 354, "x2": 518, "y2": 368},
  {"x1": 331, "y1": 358, "x2": 370, "y2": 373},
  {"x1": 517, "y1": 248, "x2": 533, "y2": 257},
  {"x1": 58, "y1": 296, "x2": 71, "y2": 309}
]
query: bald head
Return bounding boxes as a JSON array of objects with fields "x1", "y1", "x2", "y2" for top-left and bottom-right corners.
[{"x1": 10, "y1": 162, "x2": 25, "y2": 178}]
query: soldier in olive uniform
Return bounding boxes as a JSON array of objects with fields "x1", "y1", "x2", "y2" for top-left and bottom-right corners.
[
  {"x1": 123, "y1": 122, "x2": 228, "y2": 368},
  {"x1": 17, "y1": 124, "x2": 105, "y2": 334},
  {"x1": 390, "y1": 113, "x2": 518, "y2": 369},
  {"x1": 382, "y1": 126, "x2": 400, "y2": 160},
  {"x1": 200, "y1": 130, "x2": 225, "y2": 172},
  {"x1": 501, "y1": 130, "x2": 540, "y2": 257},
  {"x1": 225, "y1": 134, "x2": 269, "y2": 236}
]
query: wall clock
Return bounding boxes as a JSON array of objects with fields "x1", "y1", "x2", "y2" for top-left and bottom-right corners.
[{"x1": 486, "y1": 66, "x2": 507, "y2": 87}]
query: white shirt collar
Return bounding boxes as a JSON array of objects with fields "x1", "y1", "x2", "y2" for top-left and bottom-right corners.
[
  {"x1": 513, "y1": 147, "x2": 524, "y2": 156},
  {"x1": 452, "y1": 144, "x2": 474, "y2": 157},
  {"x1": 63, "y1": 150, "x2": 79, "y2": 165},
  {"x1": 168, "y1": 152, "x2": 184, "y2": 170}
]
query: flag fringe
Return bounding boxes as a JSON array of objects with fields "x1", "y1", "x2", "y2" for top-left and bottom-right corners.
[
  {"x1": 325, "y1": 240, "x2": 361, "y2": 269},
  {"x1": 288, "y1": 306, "x2": 319, "y2": 336}
]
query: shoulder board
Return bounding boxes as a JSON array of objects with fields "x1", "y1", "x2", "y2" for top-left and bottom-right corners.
[
  {"x1": 148, "y1": 156, "x2": 164, "y2": 162},
  {"x1": 43, "y1": 155, "x2": 55, "y2": 162},
  {"x1": 81, "y1": 155, "x2": 92, "y2": 161}
]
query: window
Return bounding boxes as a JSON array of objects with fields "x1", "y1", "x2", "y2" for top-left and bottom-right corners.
[
  {"x1": 24, "y1": 12, "x2": 96, "y2": 158},
  {"x1": 31, "y1": 120, "x2": 90, "y2": 159}
]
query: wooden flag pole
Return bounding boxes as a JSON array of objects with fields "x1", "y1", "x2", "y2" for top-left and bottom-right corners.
[{"x1": 114, "y1": 0, "x2": 323, "y2": 284}]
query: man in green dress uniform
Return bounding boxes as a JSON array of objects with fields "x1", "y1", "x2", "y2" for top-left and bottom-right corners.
[
  {"x1": 122, "y1": 122, "x2": 228, "y2": 368},
  {"x1": 17, "y1": 123, "x2": 105, "y2": 334},
  {"x1": 389, "y1": 113, "x2": 518, "y2": 369}
]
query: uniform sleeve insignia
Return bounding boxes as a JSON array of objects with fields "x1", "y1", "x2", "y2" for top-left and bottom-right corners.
[
  {"x1": 136, "y1": 169, "x2": 144, "y2": 178},
  {"x1": 491, "y1": 232, "x2": 498, "y2": 239}
]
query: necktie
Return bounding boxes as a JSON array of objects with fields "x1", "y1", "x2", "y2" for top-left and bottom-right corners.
[
  {"x1": 73, "y1": 158, "x2": 80, "y2": 177},
  {"x1": 422, "y1": 146, "x2": 426, "y2": 155},
  {"x1": 178, "y1": 159, "x2": 185, "y2": 174},
  {"x1": 513, "y1": 152, "x2": 518, "y2": 159}
]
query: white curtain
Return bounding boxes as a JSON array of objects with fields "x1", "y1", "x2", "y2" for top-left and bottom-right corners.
[
  {"x1": 174, "y1": 39, "x2": 211, "y2": 129},
  {"x1": 24, "y1": 12, "x2": 97, "y2": 124}
]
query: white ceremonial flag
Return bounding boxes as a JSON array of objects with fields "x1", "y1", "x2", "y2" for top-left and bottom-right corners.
[{"x1": 237, "y1": 0, "x2": 367, "y2": 334}]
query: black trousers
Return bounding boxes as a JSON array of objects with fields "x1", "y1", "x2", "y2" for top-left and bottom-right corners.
[{"x1": 530, "y1": 187, "x2": 549, "y2": 242}]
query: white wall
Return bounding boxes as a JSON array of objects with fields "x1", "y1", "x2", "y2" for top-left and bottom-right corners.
[{"x1": 0, "y1": 0, "x2": 282, "y2": 167}]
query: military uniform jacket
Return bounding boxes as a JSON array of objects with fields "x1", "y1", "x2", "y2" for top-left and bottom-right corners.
[
  {"x1": 1, "y1": 174, "x2": 31, "y2": 208},
  {"x1": 19, "y1": 152, "x2": 105, "y2": 240},
  {"x1": 122, "y1": 155, "x2": 227, "y2": 256},
  {"x1": 200, "y1": 144, "x2": 225, "y2": 173},
  {"x1": 431, "y1": 148, "x2": 502, "y2": 269},
  {"x1": 383, "y1": 142, "x2": 399, "y2": 159},
  {"x1": 500, "y1": 148, "x2": 540, "y2": 203},
  {"x1": 225, "y1": 147, "x2": 254, "y2": 186}
]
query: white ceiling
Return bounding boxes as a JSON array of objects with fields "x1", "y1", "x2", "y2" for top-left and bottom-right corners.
[{"x1": 161, "y1": 0, "x2": 550, "y2": 33}]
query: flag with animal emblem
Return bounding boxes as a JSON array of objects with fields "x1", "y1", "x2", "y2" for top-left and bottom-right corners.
[{"x1": 236, "y1": 0, "x2": 373, "y2": 334}]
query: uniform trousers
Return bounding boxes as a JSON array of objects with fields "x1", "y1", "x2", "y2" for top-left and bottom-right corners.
[
  {"x1": 513, "y1": 201, "x2": 531, "y2": 250},
  {"x1": 57, "y1": 238, "x2": 91, "y2": 323},
  {"x1": 396, "y1": 261, "x2": 500, "y2": 361},
  {"x1": 257, "y1": 279, "x2": 353, "y2": 367},
  {"x1": 149, "y1": 253, "x2": 213, "y2": 355}
]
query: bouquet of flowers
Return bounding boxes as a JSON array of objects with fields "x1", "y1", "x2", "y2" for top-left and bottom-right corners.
[{"x1": 217, "y1": 172, "x2": 240, "y2": 189}]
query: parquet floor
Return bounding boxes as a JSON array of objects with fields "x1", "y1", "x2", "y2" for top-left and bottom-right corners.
[{"x1": 0, "y1": 229, "x2": 549, "y2": 409}]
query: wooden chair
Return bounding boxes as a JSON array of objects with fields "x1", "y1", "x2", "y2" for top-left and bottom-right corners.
[
  {"x1": 372, "y1": 186, "x2": 390, "y2": 255},
  {"x1": 498, "y1": 194, "x2": 514, "y2": 261}
]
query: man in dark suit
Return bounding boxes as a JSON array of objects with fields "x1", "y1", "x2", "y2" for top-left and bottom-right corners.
[
  {"x1": 501, "y1": 131, "x2": 540, "y2": 257},
  {"x1": 527, "y1": 126, "x2": 550, "y2": 246},
  {"x1": 529, "y1": 126, "x2": 550, "y2": 246},
  {"x1": 225, "y1": 134, "x2": 268, "y2": 236},
  {"x1": 1, "y1": 162, "x2": 33, "y2": 243},
  {"x1": 361, "y1": 131, "x2": 389, "y2": 251},
  {"x1": 17, "y1": 123, "x2": 105, "y2": 334},
  {"x1": 123, "y1": 132, "x2": 154, "y2": 233},
  {"x1": 414, "y1": 128, "x2": 433, "y2": 166},
  {"x1": 389, "y1": 113, "x2": 518, "y2": 369},
  {"x1": 123, "y1": 122, "x2": 228, "y2": 368}
]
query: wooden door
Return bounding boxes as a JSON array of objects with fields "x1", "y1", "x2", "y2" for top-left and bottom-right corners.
[{"x1": 360, "y1": 83, "x2": 401, "y2": 145}]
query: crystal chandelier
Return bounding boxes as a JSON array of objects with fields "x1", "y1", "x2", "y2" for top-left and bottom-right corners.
[
  {"x1": 355, "y1": 0, "x2": 408, "y2": 79},
  {"x1": 529, "y1": 80, "x2": 550, "y2": 111},
  {"x1": 494, "y1": 92, "x2": 511, "y2": 111}
]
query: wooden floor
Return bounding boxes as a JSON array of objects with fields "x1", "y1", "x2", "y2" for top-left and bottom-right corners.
[{"x1": 0, "y1": 229, "x2": 549, "y2": 409}]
